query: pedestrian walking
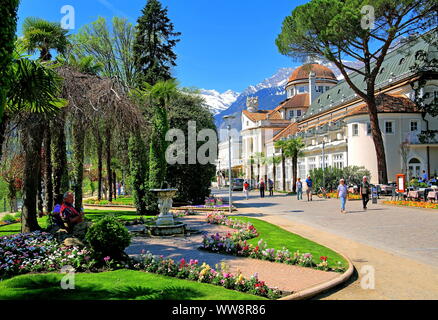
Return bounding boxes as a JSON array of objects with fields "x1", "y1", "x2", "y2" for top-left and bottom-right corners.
[
  {"x1": 268, "y1": 179, "x2": 274, "y2": 196},
  {"x1": 243, "y1": 180, "x2": 250, "y2": 200},
  {"x1": 259, "y1": 179, "x2": 265, "y2": 198},
  {"x1": 305, "y1": 176, "x2": 313, "y2": 201},
  {"x1": 360, "y1": 176, "x2": 371, "y2": 210},
  {"x1": 296, "y1": 178, "x2": 303, "y2": 200},
  {"x1": 337, "y1": 179, "x2": 348, "y2": 214}
]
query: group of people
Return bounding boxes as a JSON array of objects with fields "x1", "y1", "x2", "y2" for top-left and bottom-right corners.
[
  {"x1": 241, "y1": 175, "x2": 372, "y2": 215},
  {"x1": 415, "y1": 171, "x2": 438, "y2": 186}
]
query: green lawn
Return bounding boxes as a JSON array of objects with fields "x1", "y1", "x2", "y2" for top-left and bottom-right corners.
[
  {"x1": 85, "y1": 209, "x2": 152, "y2": 222},
  {"x1": 0, "y1": 210, "x2": 151, "y2": 237},
  {"x1": 232, "y1": 216, "x2": 348, "y2": 269},
  {"x1": 0, "y1": 270, "x2": 266, "y2": 300},
  {"x1": 84, "y1": 196, "x2": 134, "y2": 206}
]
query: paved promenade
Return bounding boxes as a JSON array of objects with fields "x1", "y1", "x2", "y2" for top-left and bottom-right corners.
[{"x1": 213, "y1": 189, "x2": 438, "y2": 299}]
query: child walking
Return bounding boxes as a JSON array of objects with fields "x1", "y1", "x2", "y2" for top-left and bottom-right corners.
[{"x1": 296, "y1": 178, "x2": 303, "y2": 200}]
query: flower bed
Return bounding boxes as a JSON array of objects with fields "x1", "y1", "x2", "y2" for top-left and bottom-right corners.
[
  {"x1": 132, "y1": 251, "x2": 281, "y2": 299},
  {"x1": 0, "y1": 232, "x2": 94, "y2": 279},
  {"x1": 325, "y1": 192, "x2": 362, "y2": 200},
  {"x1": 202, "y1": 213, "x2": 345, "y2": 273},
  {"x1": 383, "y1": 200, "x2": 438, "y2": 210}
]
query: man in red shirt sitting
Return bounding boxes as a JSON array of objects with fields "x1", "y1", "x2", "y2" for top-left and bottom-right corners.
[{"x1": 60, "y1": 192, "x2": 84, "y2": 232}]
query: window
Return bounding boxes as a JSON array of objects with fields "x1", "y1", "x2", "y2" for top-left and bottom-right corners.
[
  {"x1": 308, "y1": 157, "x2": 316, "y2": 171},
  {"x1": 366, "y1": 123, "x2": 371, "y2": 135},
  {"x1": 352, "y1": 124, "x2": 359, "y2": 136},
  {"x1": 319, "y1": 156, "x2": 329, "y2": 168},
  {"x1": 380, "y1": 67, "x2": 385, "y2": 74},
  {"x1": 333, "y1": 154, "x2": 344, "y2": 169},
  {"x1": 410, "y1": 121, "x2": 418, "y2": 132},
  {"x1": 385, "y1": 121, "x2": 394, "y2": 134},
  {"x1": 289, "y1": 110, "x2": 294, "y2": 118},
  {"x1": 297, "y1": 110, "x2": 302, "y2": 117},
  {"x1": 325, "y1": 86, "x2": 330, "y2": 91},
  {"x1": 298, "y1": 86, "x2": 306, "y2": 93},
  {"x1": 399, "y1": 58, "x2": 405, "y2": 65},
  {"x1": 316, "y1": 86, "x2": 324, "y2": 93}
]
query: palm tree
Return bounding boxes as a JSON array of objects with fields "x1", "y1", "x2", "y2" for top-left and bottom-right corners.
[
  {"x1": 5, "y1": 44, "x2": 65, "y2": 232},
  {"x1": 253, "y1": 152, "x2": 265, "y2": 183},
  {"x1": 275, "y1": 138, "x2": 305, "y2": 192},
  {"x1": 23, "y1": 17, "x2": 69, "y2": 213},
  {"x1": 22, "y1": 17, "x2": 69, "y2": 61},
  {"x1": 268, "y1": 156, "x2": 282, "y2": 190}
]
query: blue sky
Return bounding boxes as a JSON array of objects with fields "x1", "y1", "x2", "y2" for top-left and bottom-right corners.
[{"x1": 17, "y1": 0, "x2": 308, "y2": 93}]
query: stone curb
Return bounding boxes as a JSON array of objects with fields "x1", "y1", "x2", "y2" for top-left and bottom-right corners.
[{"x1": 278, "y1": 247, "x2": 354, "y2": 300}]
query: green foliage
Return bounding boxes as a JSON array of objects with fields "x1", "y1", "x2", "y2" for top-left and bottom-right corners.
[
  {"x1": 72, "y1": 16, "x2": 136, "y2": 87},
  {"x1": 166, "y1": 92, "x2": 217, "y2": 204},
  {"x1": 309, "y1": 166, "x2": 371, "y2": 191},
  {"x1": 133, "y1": 0, "x2": 181, "y2": 86},
  {"x1": 22, "y1": 17, "x2": 69, "y2": 61},
  {"x1": 146, "y1": 80, "x2": 177, "y2": 194},
  {"x1": 128, "y1": 131, "x2": 149, "y2": 214},
  {"x1": 1, "y1": 214, "x2": 16, "y2": 223},
  {"x1": 85, "y1": 215, "x2": 131, "y2": 261},
  {"x1": 0, "y1": 0, "x2": 19, "y2": 121},
  {"x1": 409, "y1": 179, "x2": 428, "y2": 188}
]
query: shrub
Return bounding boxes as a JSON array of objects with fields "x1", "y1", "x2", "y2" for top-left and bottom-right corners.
[
  {"x1": 1, "y1": 214, "x2": 16, "y2": 223},
  {"x1": 85, "y1": 215, "x2": 131, "y2": 261},
  {"x1": 309, "y1": 166, "x2": 371, "y2": 191}
]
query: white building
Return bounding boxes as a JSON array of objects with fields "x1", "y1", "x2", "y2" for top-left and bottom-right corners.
[{"x1": 233, "y1": 31, "x2": 438, "y2": 188}]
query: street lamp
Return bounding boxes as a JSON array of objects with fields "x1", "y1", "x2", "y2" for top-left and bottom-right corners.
[
  {"x1": 322, "y1": 136, "x2": 327, "y2": 188},
  {"x1": 223, "y1": 115, "x2": 236, "y2": 214}
]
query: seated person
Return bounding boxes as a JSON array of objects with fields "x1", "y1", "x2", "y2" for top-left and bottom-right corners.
[
  {"x1": 51, "y1": 204, "x2": 66, "y2": 229},
  {"x1": 60, "y1": 192, "x2": 84, "y2": 232}
]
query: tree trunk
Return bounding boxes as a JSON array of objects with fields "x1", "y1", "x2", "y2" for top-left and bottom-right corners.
[
  {"x1": 37, "y1": 164, "x2": 43, "y2": 216},
  {"x1": 44, "y1": 125, "x2": 53, "y2": 212},
  {"x1": 0, "y1": 114, "x2": 9, "y2": 162},
  {"x1": 105, "y1": 126, "x2": 113, "y2": 202},
  {"x1": 113, "y1": 170, "x2": 117, "y2": 199},
  {"x1": 292, "y1": 155, "x2": 298, "y2": 193},
  {"x1": 97, "y1": 130, "x2": 103, "y2": 200},
  {"x1": 21, "y1": 115, "x2": 44, "y2": 233},
  {"x1": 281, "y1": 152, "x2": 286, "y2": 191},
  {"x1": 367, "y1": 99, "x2": 388, "y2": 184},
  {"x1": 72, "y1": 118, "x2": 85, "y2": 212},
  {"x1": 51, "y1": 115, "x2": 69, "y2": 205},
  {"x1": 273, "y1": 164, "x2": 277, "y2": 190}
]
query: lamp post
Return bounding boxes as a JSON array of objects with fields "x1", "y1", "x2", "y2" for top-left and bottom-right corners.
[
  {"x1": 223, "y1": 115, "x2": 236, "y2": 214},
  {"x1": 322, "y1": 137, "x2": 327, "y2": 188}
]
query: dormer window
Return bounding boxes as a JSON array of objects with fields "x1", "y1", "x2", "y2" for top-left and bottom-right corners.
[
  {"x1": 380, "y1": 67, "x2": 385, "y2": 74},
  {"x1": 399, "y1": 58, "x2": 405, "y2": 65}
]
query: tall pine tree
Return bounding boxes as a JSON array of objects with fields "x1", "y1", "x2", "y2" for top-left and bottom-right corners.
[{"x1": 133, "y1": 0, "x2": 181, "y2": 86}]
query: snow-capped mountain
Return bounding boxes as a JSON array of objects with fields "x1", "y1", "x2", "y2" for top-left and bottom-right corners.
[
  {"x1": 214, "y1": 60, "x2": 364, "y2": 140},
  {"x1": 198, "y1": 89, "x2": 240, "y2": 115}
]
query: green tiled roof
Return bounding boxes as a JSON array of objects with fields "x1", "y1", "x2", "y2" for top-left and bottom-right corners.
[{"x1": 302, "y1": 30, "x2": 437, "y2": 120}]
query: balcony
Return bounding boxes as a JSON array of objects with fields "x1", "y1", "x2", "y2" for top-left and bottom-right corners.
[{"x1": 405, "y1": 131, "x2": 438, "y2": 145}]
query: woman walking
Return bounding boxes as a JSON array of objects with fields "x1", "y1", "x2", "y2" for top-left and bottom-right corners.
[
  {"x1": 296, "y1": 178, "x2": 303, "y2": 200},
  {"x1": 259, "y1": 179, "x2": 266, "y2": 198},
  {"x1": 243, "y1": 180, "x2": 250, "y2": 200},
  {"x1": 337, "y1": 179, "x2": 348, "y2": 214}
]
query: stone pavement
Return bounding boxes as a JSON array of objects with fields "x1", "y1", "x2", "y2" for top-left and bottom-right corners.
[
  {"x1": 215, "y1": 189, "x2": 438, "y2": 299},
  {"x1": 125, "y1": 215, "x2": 339, "y2": 294}
]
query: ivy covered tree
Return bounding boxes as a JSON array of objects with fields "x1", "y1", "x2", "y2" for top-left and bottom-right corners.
[
  {"x1": 133, "y1": 0, "x2": 181, "y2": 86},
  {"x1": 128, "y1": 130, "x2": 149, "y2": 214},
  {"x1": 147, "y1": 80, "x2": 176, "y2": 192},
  {"x1": 0, "y1": 0, "x2": 19, "y2": 123}
]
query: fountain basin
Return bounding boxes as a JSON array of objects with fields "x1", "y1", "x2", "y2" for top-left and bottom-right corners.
[{"x1": 144, "y1": 221, "x2": 186, "y2": 236}]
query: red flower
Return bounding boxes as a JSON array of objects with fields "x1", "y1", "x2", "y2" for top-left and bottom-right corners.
[{"x1": 320, "y1": 256, "x2": 328, "y2": 262}]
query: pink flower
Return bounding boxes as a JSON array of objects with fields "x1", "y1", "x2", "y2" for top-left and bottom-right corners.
[{"x1": 103, "y1": 256, "x2": 111, "y2": 262}]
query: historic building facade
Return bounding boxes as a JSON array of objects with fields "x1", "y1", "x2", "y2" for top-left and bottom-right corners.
[{"x1": 223, "y1": 31, "x2": 438, "y2": 189}]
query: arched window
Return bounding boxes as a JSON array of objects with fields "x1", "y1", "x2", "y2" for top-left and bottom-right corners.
[{"x1": 409, "y1": 158, "x2": 421, "y2": 164}]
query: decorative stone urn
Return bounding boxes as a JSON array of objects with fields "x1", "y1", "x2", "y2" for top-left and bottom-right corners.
[
  {"x1": 151, "y1": 189, "x2": 178, "y2": 226},
  {"x1": 145, "y1": 188, "x2": 186, "y2": 236}
]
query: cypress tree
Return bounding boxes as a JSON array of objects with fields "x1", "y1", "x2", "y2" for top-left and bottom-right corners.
[
  {"x1": 133, "y1": 0, "x2": 181, "y2": 86},
  {"x1": 128, "y1": 130, "x2": 149, "y2": 215}
]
